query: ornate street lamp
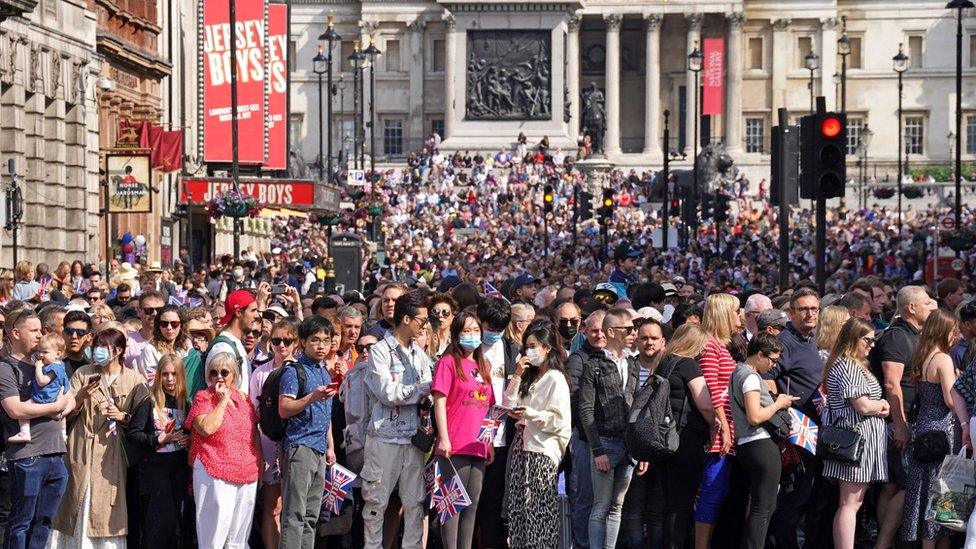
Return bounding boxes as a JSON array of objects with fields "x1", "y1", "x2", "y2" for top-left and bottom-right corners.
[
  {"x1": 312, "y1": 46, "x2": 328, "y2": 181},
  {"x1": 687, "y1": 42, "x2": 703, "y2": 238},
  {"x1": 363, "y1": 36, "x2": 382, "y2": 175},
  {"x1": 804, "y1": 50, "x2": 820, "y2": 113},
  {"x1": 838, "y1": 16, "x2": 851, "y2": 113},
  {"x1": 348, "y1": 41, "x2": 366, "y2": 170},
  {"x1": 319, "y1": 15, "x2": 341, "y2": 182},
  {"x1": 893, "y1": 43, "x2": 909, "y2": 232}
]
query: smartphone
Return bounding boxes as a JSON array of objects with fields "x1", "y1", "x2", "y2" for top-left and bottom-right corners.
[
  {"x1": 271, "y1": 284, "x2": 288, "y2": 295},
  {"x1": 164, "y1": 419, "x2": 176, "y2": 433},
  {"x1": 325, "y1": 381, "x2": 341, "y2": 393},
  {"x1": 87, "y1": 374, "x2": 101, "y2": 385}
]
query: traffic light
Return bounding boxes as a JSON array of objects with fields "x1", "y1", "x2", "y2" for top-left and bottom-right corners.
[
  {"x1": 715, "y1": 192, "x2": 731, "y2": 222},
  {"x1": 669, "y1": 198, "x2": 680, "y2": 217},
  {"x1": 578, "y1": 191, "x2": 593, "y2": 220},
  {"x1": 800, "y1": 107, "x2": 847, "y2": 199},
  {"x1": 598, "y1": 188, "x2": 614, "y2": 226},
  {"x1": 543, "y1": 185, "x2": 554, "y2": 216},
  {"x1": 701, "y1": 192, "x2": 714, "y2": 220}
]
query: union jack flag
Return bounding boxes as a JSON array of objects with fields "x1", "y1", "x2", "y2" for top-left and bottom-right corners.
[
  {"x1": 424, "y1": 459, "x2": 443, "y2": 508},
  {"x1": 483, "y1": 282, "x2": 510, "y2": 304},
  {"x1": 787, "y1": 407, "x2": 819, "y2": 455},
  {"x1": 322, "y1": 463, "x2": 357, "y2": 515},
  {"x1": 811, "y1": 385, "x2": 828, "y2": 420},
  {"x1": 476, "y1": 405, "x2": 511, "y2": 443},
  {"x1": 431, "y1": 475, "x2": 472, "y2": 524},
  {"x1": 105, "y1": 395, "x2": 117, "y2": 436},
  {"x1": 168, "y1": 290, "x2": 203, "y2": 308}
]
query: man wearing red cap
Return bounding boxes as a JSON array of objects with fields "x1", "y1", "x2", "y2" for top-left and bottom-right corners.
[{"x1": 207, "y1": 289, "x2": 259, "y2": 391}]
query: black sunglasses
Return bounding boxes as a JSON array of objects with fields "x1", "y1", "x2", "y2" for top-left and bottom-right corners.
[
  {"x1": 242, "y1": 328, "x2": 261, "y2": 337},
  {"x1": 64, "y1": 327, "x2": 89, "y2": 338},
  {"x1": 262, "y1": 310, "x2": 281, "y2": 322},
  {"x1": 143, "y1": 306, "x2": 164, "y2": 316},
  {"x1": 354, "y1": 344, "x2": 369, "y2": 354},
  {"x1": 271, "y1": 337, "x2": 294, "y2": 346},
  {"x1": 159, "y1": 320, "x2": 181, "y2": 329},
  {"x1": 208, "y1": 369, "x2": 232, "y2": 378}
]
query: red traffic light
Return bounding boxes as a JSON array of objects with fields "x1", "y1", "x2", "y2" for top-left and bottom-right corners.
[{"x1": 820, "y1": 116, "x2": 843, "y2": 138}]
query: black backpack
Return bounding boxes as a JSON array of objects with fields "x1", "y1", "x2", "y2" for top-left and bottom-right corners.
[
  {"x1": 258, "y1": 360, "x2": 306, "y2": 442},
  {"x1": 624, "y1": 362, "x2": 680, "y2": 462}
]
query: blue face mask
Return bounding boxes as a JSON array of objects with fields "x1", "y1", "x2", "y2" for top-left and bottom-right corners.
[
  {"x1": 458, "y1": 335, "x2": 482, "y2": 351},
  {"x1": 482, "y1": 331, "x2": 503, "y2": 347},
  {"x1": 92, "y1": 346, "x2": 112, "y2": 366},
  {"x1": 83, "y1": 346, "x2": 92, "y2": 362}
]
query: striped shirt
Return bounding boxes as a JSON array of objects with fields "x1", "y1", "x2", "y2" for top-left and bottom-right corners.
[{"x1": 700, "y1": 337, "x2": 737, "y2": 452}]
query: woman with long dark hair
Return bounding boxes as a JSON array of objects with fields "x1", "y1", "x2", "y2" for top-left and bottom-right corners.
[
  {"x1": 426, "y1": 292, "x2": 458, "y2": 359},
  {"x1": 503, "y1": 320, "x2": 571, "y2": 548},
  {"x1": 138, "y1": 305, "x2": 190, "y2": 385},
  {"x1": 431, "y1": 310, "x2": 494, "y2": 549}
]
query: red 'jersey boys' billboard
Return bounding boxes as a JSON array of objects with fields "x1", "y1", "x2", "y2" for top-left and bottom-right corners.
[
  {"x1": 264, "y1": 3, "x2": 288, "y2": 170},
  {"x1": 200, "y1": 0, "x2": 268, "y2": 164},
  {"x1": 182, "y1": 178, "x2": 315, "y2": 207}
]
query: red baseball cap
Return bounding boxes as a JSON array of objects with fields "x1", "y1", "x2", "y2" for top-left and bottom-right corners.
[{"x1": 219, "y1": 290, "x2": 256, "y2": 326}]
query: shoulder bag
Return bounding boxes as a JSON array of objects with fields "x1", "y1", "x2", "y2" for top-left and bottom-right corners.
[{"x1": 817, "y1": 418, "x2": 864, "y2": 464}]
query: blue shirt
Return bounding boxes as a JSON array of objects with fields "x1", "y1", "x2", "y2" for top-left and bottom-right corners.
[
  {"x1": 762, "y1": 322, "x2": 825, "y2": 419},
  {"x1": 32, "y1": 361, "x2": 68, "y2": 404},
  {"x1": 280, "y1": 353, "x2": 332, "y2": 453}
]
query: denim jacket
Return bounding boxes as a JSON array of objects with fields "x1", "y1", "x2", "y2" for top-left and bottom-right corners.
[{"x1": 363, "y1": 334, "x2": 433, "y2": 441}]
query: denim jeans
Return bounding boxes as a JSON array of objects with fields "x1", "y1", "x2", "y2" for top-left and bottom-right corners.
[
  {"x1": 588, "y1": 437, "x2": 633, "y2": 549},
  {"x1": 4, "y1": 454, "x2": 68, "y2": 549},
  {"x1": 569, "y1": 430, "x2": 593, "y2": 549}
]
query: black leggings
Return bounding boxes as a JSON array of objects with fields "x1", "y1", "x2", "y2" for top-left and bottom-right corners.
[{"x1": 737, "y1": 438, "x2": 781, "y2": 549}]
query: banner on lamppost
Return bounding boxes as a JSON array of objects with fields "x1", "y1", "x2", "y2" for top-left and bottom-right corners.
[
  {"x1": 199, "y1": 0, "x2": 268, "y2": 164},
  {"x1": 263, "y1": 2, "x2": 288, "y2": 170},
  {"x1": 702, "y1": 38, "x2": 725, "y2": 116}
]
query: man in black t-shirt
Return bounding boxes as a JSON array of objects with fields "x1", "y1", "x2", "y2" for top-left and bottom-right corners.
[
  {"x1": 868, "y1": 285, "x2": 935, "y2": 549},
  {"x1": 61, "y1": 310, "x2": 92, "y2": 377}
]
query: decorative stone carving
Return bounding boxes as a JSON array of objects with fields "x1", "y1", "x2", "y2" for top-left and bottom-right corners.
[
  {"x1": 443, "y1": 14, "x2": 455, "y2": 31},
  {"x1": 773, "y1": 18, "x2": 792, "y2": 31},
  {"x1": 465, "y1": 30, "x2": 551, "y2": 120},
  {"x1": 686, "y1": 12, "x2": 703, "y2": 32},
  {"x1": 821, "y1": 17, "x2": 839, "y2": 30},
  {"x1": 568, "y1": 14, "x2": 581, "y2": 33},
  {"x1": 3, "y1": 34, "x2": 21, "y2": 84},
  {"x1": 359, "y1": 20, "x2": 378, "y2": 35},
  {"x1": 51, "y1": 52, "x2": 63, "y2": 96},
  {"x1": 581, "y1": 82, "x2": 606, "y2": 154},
  {"x1": 644, "y1": 13, "x2": 663, "y2": 31},
  {"x1": 408, "y1": 19, "x2": 426, "y2": 33},
  {"x1": 604, "y1": 14, "x2": 622, "y2": 31},
  {"x1": 726, "y1": 12, "x2": 745, "y2": 29},
  {"x1": 70, "y1": 59, "x2": 88, "y2": 103},
  {"x1": 26, "y1": 43, "x2": 40, "y2": 93}
]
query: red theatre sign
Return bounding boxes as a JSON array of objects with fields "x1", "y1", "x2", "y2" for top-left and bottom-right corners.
[
  {"x1": 182, "y1": 178, "x2": 316, "y2": 208},
  {"x1": 264, "y1": 3, "x2": 288, "y2": 170},
  {"x1": 702, "y1": 37, "x2": 725, "y2": 116},
  {"x1": 200, "y1": 0, "x2": 268, "y2": 164}
]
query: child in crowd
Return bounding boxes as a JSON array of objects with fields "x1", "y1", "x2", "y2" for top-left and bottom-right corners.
[{"x1": 8, "y1": 332, "x2": 69, "y2": 443}]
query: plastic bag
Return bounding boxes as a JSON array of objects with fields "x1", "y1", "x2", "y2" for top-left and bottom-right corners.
[{"x1": 925, "y1": 448, "x2": 976, "y2": 532}]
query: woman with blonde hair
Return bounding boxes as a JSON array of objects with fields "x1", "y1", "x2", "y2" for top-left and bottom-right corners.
[
  {"x1": 505, "y1": 303, "x2": 535, "y2": 352},
  {"x1": 647, "y1": 323, "x2": 720, "y2": 549},
  {"x1": 91, "y1": 303, "x2": 116, "y2": 327},
  {"x1": 823, "y1": 318, "x2": 890, "y2": 549},
  {"x1": 816, "y1": 305, "x2": 851, "y2": 362},
  {"x1": 902, "y1": 309, "x2": 960, "y2": 549},
  {"x1": 693, "y1": 293, "x2": 740, "y2": 549},
  {"x1": 0, "y1": 269, "x2": 13, "y2": 305}
]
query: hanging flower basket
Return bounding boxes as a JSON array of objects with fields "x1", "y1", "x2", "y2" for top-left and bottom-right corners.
[
  {"x1": 943, "y1": 228, "x2": 976, "y2": 253},
  {"x1": 902, "y1": 187, "x2": 924, "y2": 199},
  {"x1": 873, "y1": 188, "x2": 895, "y2": 199},
  {"x1": 208, "y1": 189, "x2": 260, "y2": 219}
]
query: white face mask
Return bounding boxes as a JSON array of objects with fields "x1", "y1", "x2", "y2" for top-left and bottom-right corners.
[
  {"x1": 232, "y1": 268, "x2": 244, "y2": 279},
  {"x1": 525, "y1": 347, "x2": 545, "y2": 367}
]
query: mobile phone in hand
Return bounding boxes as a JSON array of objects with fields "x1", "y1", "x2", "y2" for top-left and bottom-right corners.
[{"x1": 271, "y1": 284, "x2": 288, "y2": 295}]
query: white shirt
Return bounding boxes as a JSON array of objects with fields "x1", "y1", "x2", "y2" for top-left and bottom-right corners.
[
  {"x1": 483, "y1": 340, "x2": 508, "y2": 447},
  {"x1": 604, "y1": 349, "x2": 629, "y2": 392}
]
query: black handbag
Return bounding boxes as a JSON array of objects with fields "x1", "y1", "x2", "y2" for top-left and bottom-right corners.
[
  {"x1": 817, "y1": 421, "x2": 864, "y2": 464},
  {"x1": 912, "y1": 431, "x2": 950, "y2": 464},
  {"x1": 411, "y1": 395, "x2": 436, "y2": 453},
  {"x1": 763, "y1": 409, "x2": 793, "y2": 441}
]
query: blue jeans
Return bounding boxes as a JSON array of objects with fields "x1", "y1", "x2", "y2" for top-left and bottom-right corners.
[
  {"x1": 569, "y1": 430, "x2": 593, "y2": 548},
  {"x1": 588, "y1": 437, "x2": 633, "y2": 549},
  {"x1": 4, "y1": 454, "x2": 68, "y2": 549}
]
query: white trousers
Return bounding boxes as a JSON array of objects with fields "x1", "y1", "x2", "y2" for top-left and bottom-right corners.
[{"x1": 192, "y1": 460, "x2": 257, "y2": 549}]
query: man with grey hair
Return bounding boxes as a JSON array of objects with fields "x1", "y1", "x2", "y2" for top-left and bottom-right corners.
[
  {"x1": 743, "y1": 293, "x2": 772, "y2": 341},
  {"x1": 869, "y1": 284, "x2": 936, "y2": 549},
  {"x1": 337, "y1": 305, "x2": 364, "y2": 362},
  {"x1": 38, "y1": 305, "x2": 66, "y2": 336}
]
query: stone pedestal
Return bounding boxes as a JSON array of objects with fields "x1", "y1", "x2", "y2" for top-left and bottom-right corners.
[{"x1": 577, "y1": 157, "x2": 614, "y2": 196}]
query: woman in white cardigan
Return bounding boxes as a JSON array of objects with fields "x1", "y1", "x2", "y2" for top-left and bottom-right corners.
[{"x1": 503, "y1": 321, "x2": 572, "y2": 548}]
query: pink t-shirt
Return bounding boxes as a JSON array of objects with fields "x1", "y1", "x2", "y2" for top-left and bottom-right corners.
[{"x1": 432, "y1": 355, "x2": 495, "y2": 459}]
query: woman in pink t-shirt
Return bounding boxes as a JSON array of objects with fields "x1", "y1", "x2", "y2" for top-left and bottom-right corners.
[{"x1": 432, "y1": 310, "x2": 495, "y2": 549}]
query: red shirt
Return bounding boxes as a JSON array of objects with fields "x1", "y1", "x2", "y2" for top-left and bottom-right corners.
[
  {"x1": 185, "y1": 387, "x2": 260, "y2": 484},
  {"x1": 699, "y1": 337, "x2": 738, "y2": 453}
]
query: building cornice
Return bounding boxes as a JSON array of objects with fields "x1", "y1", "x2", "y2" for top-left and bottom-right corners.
[
  {"x1": 0, "y1": 0, "x2": 37, "y2": 22},
  {"x1": 440, "y1": 0, "x2": 584, "y2": 13},
  {"x1": 97, "y1": 32, "x2": 171, "y2": 80}
]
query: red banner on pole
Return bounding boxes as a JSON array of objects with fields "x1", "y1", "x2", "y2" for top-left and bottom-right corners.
[
  {"x1": 200, "y1": 0, "x2": 268, "y2": 164},
  {"x1": 264, "y1": 3, "x2": 288, "y2": 170},
  {"x1": 702, "y1": 38, "x2": 725, "y2": 116},
  {"x1": 182, "y1": 177, "x2": 316, "y2": 207}
]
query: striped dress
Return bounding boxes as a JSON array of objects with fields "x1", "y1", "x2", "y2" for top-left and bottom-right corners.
[
  {"x1": 700, "y1": 337, "x2": 738, "y2": 451},
  {"x1": 822, "y1": 357, "x2": 888, "y2": 483}
]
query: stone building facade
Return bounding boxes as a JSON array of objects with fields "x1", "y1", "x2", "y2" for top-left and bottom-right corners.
[{"x1": 289, "y1": 0, "x2": 976, "y2": 178}]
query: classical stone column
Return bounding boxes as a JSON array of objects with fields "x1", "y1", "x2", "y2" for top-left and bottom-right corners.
[
  {"x1": 820, "y1": 18, "x2": 838, "y2": 111},
  {"x1": 643, "y1": 13, "x2": 662, "y2": 156},
  {"x1": 408, "y1": 19, "x2": 426, "y2": 147},
  {"x1": 771, "y1": 18, "x2": 791, "y2": 114},
  {"x1": 443, "y1": 14, "x2": 457, "y2": 140},
  {"x1": 725, "y1": 12, "x2": 745, "y2": 153},
  {"x1": 567, "y1": 15, "x2": 581, "y2": 141},
  {"x1": 685, "y1": 13, "x2": 702, "y2": 155},
  {"x1": 605, "y1": 14, "x2": 622, "y2": 156}
]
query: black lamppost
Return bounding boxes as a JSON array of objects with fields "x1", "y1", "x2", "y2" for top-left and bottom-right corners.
[
  {"x1": 804, "y1": 50, "x2": 820, "y2": 113},
  {"x1": 312, "y1": 46, "x2": 327, "y2": 181},
  {"x1": 363, "y1": 37, "x2": 382, "y2": 175},
  {"x1": 948, "y1": 0, "x2": 973, "y2": 230},
  {"x1": 319, "y1": 15, "x2": 340, "y2": 182},
  {"x1": 838, "y1": 16, "x2": 850, "y2": 114},
  {"x1": 337, "y1": 75, "x2": 346, "y2": 168},
  {"x1": 893, "y1": 43, "x2": 909, "y2": 232},
  {"x1": 688, "y1": 42, "x2": 703, "y2": 239},
  {"x1": 856, "y1": 124, "x2": 873, "y2": 209},
  {"x1": 661, "y1": 109, "x2": 671, "y2": 251},
  {"x1": 348, "y1": 41, "x2": 366, "y2": 170}
]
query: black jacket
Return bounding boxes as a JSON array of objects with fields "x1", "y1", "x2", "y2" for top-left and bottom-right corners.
[
  {"x1": 565, "y1": 340, "x2": 601, "y2": 441},
  {"x1": 578, "y1": 348, "x2": 640, "y2": 457}
]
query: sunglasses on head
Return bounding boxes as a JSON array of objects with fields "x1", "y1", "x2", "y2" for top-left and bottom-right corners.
[
  {"x1": 271, "y1": 337, "x2": 294, "y2": 346},
  {"x1": 64, "y1": 327, "x2": 89, "y2": 338},
  {"x1": 143, "y1": 306, "x2": 164, "y2": 316},
  {"x1": 208, "y1": 369, "x2": 232, "y2": 379},
  {"x1": 159, "y1": 320, "x2": 181, "y2": 329}
]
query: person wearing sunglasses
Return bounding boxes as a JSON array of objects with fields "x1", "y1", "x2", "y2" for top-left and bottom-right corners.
[
  {"x1": 50, "y1": 327, "x2": 151, "y2": 548},
  {"x1": 62, "y1": 310, "x2": 93, "y2": 377},
  {"x1": 139, "y1": 305, "x2": 191, "y2": 386},
  {"x1": 185, "y1": 352, "x2": 260, "y2": 549},
  {"x1": 248, "y1": 319, "x2": 299, "y2": 549},
  {"x1": 577, "y1": 307, "x2": 643, "y2": 549},
  {"x1": 124, "y1": 290, "x2": 166, "y2": 369},
  {"x1": 425, "y1": 293, "x2": 457, "y2": 359}
]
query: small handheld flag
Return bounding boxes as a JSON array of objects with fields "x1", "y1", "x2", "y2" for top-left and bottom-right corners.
[
  {"x1": 476, "y1": 405, "x2": 512, "y2": 443},
  {"x1": 424, "y1": 459, "x2": 443, "y2": 509},
  {"x1": 322, "y1": 463, "x2": 357, "y2": 515},
  {"x1": 431, "y1": 475, "x2": 472, "y2": 524},
  {"x1": 787, "y1": 407, "x2": 819, "y2": 455}
]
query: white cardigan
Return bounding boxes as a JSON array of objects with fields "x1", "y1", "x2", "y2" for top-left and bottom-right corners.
[{"x1": 503, "y1": 368, "x2": 572, "y2": 467}]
